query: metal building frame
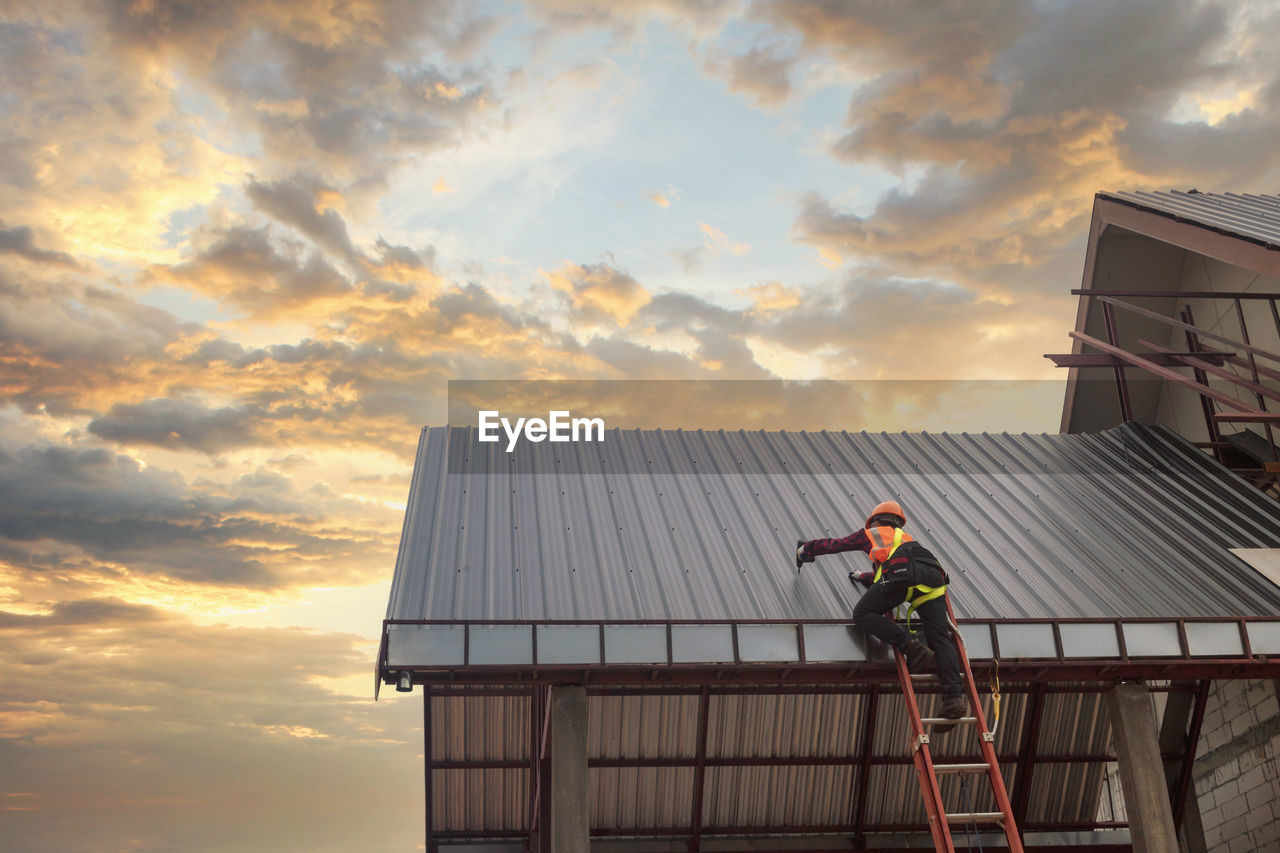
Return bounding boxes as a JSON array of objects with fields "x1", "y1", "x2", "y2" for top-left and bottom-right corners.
[
  {"x1": 381, "y1": 615, "x2": 1280, "y2": 852},
  {"x1": 1048, "y1": 289, "x2": 1280, "y2": 492}
]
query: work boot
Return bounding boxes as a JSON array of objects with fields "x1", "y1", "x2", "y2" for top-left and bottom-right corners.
[
  {"x1": 932, "y1": 695, "x2": 968, "y2": 735},
  {"x1": 900, "y1": 638, "x2": 935, "y2": 673}
]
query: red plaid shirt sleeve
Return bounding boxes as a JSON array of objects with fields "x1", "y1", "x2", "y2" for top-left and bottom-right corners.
[{"x1": 805, "y1": 529, "x2": 872, "y2": 558}]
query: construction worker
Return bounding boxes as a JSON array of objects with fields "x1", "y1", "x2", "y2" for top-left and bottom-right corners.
[{"x1": 797, "y1": 500, "x2": 967, "y2": 725}]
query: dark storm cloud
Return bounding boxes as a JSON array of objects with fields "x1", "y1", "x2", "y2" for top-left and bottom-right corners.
[{"x1": 0, "y1": 223, "x2": 78, "y2": 266}]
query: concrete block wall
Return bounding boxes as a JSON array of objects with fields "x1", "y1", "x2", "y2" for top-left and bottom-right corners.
[{"x1": 1191, "y1": 679, "x2": 1280, "y2": 853}]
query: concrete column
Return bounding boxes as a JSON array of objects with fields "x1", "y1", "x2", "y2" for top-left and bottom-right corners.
[
  {"x1": 550, "y1": 685, "x2": 589, "y2": 853},
  {"x1": 1108, "y1": 682, "x2": 1179, "y2": 853}
]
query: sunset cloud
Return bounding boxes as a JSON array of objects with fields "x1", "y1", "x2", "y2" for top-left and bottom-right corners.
[
  {"x1": 544, "y1": 261, "x2": 653, "y2": 326},
  {"x1": 702, "y1": 41, "x2": 797, "y2": 107},
  {"x1": 699, "y1": 222, "x2": 751, "y2": 256},
  {"x1": 0, "y1": 601, "x2": 421, "y2": 852},
  {"x1": 762, "y1": 0, "x2": 1280, "y2": 287}
]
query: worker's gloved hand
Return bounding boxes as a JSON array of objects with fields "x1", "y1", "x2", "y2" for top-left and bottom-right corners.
[
  {"x1": 795, "y1": 540, "x2": 815, "y2": 569},
  {"x1": 849, "y1": 571, "x2": 874, "y2": 589}
]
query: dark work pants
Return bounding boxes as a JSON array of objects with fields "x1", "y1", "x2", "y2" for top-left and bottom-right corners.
[{"x1": 852, "y1": 574, "x2": 963, "y2": 697}]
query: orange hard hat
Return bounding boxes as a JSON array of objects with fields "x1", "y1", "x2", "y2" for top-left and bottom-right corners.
[{"x1": 864, "y1": 500, "x2": 906, "y2": 529}]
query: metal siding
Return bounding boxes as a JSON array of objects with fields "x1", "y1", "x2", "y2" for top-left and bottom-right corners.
[
  {"x1": 590, "y1": 767, "x2": 693, "y2": 830},
  {"x1": 702, "y1": 764, "x2": 856, "y2": 828},
  {"x1": 1026, "y1": 762, "x2": 1107, "y2": 825},
  {"x1": 432, "y1": 693, "x2": 529, "y2": 762},
  {"x1": 1103, "y1": 190, "x2": 1280, "y2": 247},
  {"x1": 706, "y1": 693, "x2": 866, "y2": 759},
  {"x1": 433, "y1": 768, "x2": 527, "y2": 832},
  {"x1": 862, "y1": 762, "x2": 1015, "y2": 828},
  {"x1": 388, "y1": 424, "x2": 1280, "y2": 622},
  {"x1": 868, "y1": 690, "x2": 1017, "y2": 758},
  {"x1": 589, "y1": 694, "x2": 700, "y2": 759}
]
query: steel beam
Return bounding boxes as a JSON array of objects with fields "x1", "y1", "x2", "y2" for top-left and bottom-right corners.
[
  {"x1": 852, "y1": 684, "x2": 879, "y2": 847},
  {"x1": 689, "y1": 685, "x2": 710, "y2": 852},
  {"x1": 1070, "y1": 288, "x2": 1280, "y2": 301},
  {"x1": 1093, "y1": 295, "x2": 1280, "y2": 366},
  {"x1": 1171, "y1": 682, "x2": 1210, "y2": 852},
  {"x1": 1182, "y1": 306, "x2": 1223, "y2": 461},
  {"x1": 424, "y1": 688, "x2": 434, "y2": 853},
  {"x1": 426, "y1": 751, "x2": 1155, "y2": 772},
  {"x1": 1068, "y1": 331, "x2": 1264, "y2": 414},
  {"x1": 1137, "y1": 338, "x2": 1280, "y2": 406},
  {"x1": 1102, "y1": 301, "x2": 1133, "y2": 422},
  {"x1": 1046, "y1": 352, "x2": 1228, "y2": 368},
  {"x1": 1233, "y1": 298, "x2": 1279, "y2": 461},
  {"x1": 1012, "y1": 683, "x2": 1047, "y2": 829}
]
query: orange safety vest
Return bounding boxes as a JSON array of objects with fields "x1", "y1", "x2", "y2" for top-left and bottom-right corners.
[{"x1": 866, "y1": 524, "x2": 913, "y2": 573}]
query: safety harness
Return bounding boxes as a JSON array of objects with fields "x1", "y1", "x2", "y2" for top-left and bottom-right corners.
[
  {"x1": 871, "y1": 527, "x2": 948, "y2": 631},
  {"x1": 872, "y1": 527, "x2": 1004, "y2": 737}
]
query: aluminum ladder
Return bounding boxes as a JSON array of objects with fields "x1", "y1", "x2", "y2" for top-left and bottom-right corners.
[{"x1": 893, "y1": 598, "x2": 1024, "y2": 852}]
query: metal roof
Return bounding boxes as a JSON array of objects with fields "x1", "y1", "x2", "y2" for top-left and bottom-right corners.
[
  {"x1": 387, "y1": 422, "x2": 1280, "y2": 624},
  {"x1": 386, "y1": 423, "x2": 1280, "y2": 848},
  {"x1": 1100, "y1": 190, "x2": 1280, "y2": 249}
]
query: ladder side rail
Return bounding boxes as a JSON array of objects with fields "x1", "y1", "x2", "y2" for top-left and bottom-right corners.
[
  {"x1": 946, "y1": 598, "x2": 1025, "y2": 852},
  {"x1": 894, "y1": 644, "x2": 956, "y2": 852}
]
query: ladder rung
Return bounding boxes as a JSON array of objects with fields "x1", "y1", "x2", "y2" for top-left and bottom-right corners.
[
  {"x1": 908, "y1": 673, "x2": 966, "y2": 680},
  {"x1": 922, "y1": 716, "x2": 978, "y2": 726},
  {"x1": 932, "y1": 762, "x2": 990, "y2": 774},
  {"x1": 946, "y1": 811, "x2": 1005, "y2": 824}
]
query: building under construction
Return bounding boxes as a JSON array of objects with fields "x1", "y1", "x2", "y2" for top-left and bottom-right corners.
[{"x1": 378, "y1": 190, "x2": 1280, "y2": 852}]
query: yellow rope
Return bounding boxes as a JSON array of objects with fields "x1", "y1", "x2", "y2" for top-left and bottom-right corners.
[{"x1": 989, "y1": 658, "x2": 1001, "y2": 736}]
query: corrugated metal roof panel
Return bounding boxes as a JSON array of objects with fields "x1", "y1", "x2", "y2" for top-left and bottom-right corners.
[
  {"x1": 388, "y1": 423, "x2": 1280, "y2": 623},
  {"x1": 1102, "y1": 190, "x2": 1280, "y2": 248}
]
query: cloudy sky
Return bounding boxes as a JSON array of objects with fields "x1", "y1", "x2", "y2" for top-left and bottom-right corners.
[{"x1": 2, "y1": 1, "x2": 1279, "y2": 850}]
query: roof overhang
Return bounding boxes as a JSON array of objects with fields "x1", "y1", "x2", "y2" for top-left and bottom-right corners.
[
  {"x1": 379, "y1": 615, "x2": 1280, "y2": 695},
  {"x1": 1059, "y1": 192, "x2": 1280, "y2": 434}
]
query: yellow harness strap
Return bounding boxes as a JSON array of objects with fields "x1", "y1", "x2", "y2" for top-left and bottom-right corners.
[
  {"x1": 903, "y1": 583, "x2": 948, "y2": 630},
  {"x1": 873, "y1": 528, "x2": 949, "y2": 632}
]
